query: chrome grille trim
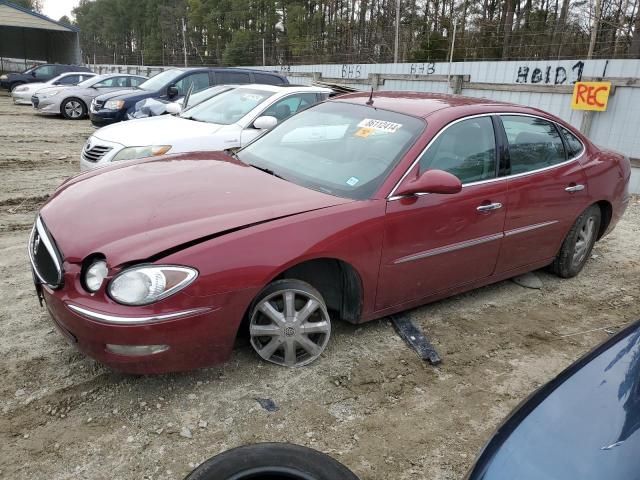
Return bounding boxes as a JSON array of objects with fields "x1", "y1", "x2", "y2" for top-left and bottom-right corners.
[
  {"x1": 82, "y1": 143, "x2": 113, "y2": 163},
  {"x1": 28, "y1": 216, "x2": 64, "y2": 288}
]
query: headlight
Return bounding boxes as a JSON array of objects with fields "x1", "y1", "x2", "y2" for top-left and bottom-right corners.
[
  {"x1": 0, "y1": 74, "x2": 7, "y2": 80},
  {"x1": 104, "y1": 100, "x2": 125, "y2": 110},
  {"x1": 84, "y1": 260, "x2": 108, "y2": 292},
  {"x1": 14, "y1": 86, "x2": 28, "y2": 92},
  {"x1": 108, "y1": 265, "x2": 197, "y2": 306},
  {"x1": 112, "y1": 145, "x2": 172, "y2": 162},
  {"x1": 42, "y1": 90, "x2": 60, "y2": 98}
]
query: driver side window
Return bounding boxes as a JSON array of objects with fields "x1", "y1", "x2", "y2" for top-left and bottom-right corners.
[
  {"x1": 263, "y1": 94, "x2": 317, "y2": 122},
  {"x1": 419, "y1": 116, "x2": 497, "y2": 184},
  {"x1": 34, "y1": 65, "x2": 55, "y2": 79}
]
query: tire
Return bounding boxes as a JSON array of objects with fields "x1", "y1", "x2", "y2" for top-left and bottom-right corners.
[
  {"x1": 10, "y1": 82, "x2": 25, "y2": 92},
  {"x1": 61, "y1": 97, "x2": 87, "y2": 120},
  {"x1": 552, "y1": 204, "x2": 601, "y2": 278},
  {"x1": 184, "y1": 443, "x2": 360, "y2": 480},
  {"x1": 248, "y1": 279, "x2": 331, "y2": 367}
]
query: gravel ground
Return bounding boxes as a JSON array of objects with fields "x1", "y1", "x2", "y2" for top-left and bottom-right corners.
[{"x1": 0, "y1": 92, "x2": 639, "y2": 480}]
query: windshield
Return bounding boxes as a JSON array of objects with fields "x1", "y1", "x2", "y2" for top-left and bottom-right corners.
[
  {"x1": 77, "y1": 75, "x2": 103, "y2": 88},
  {"x1": 138, "y1": 69, "x2": 184, "y2": 91},
  {"x1": 21, "y1": 65, "x2": 36, "y2": 74},
  {"x1": 182, "y1": 85, "x2": 234, "y2": 110},
  {"x1": 237, "y1": 102, "x2": 425, "y2": 200},
  {"x1": 180, "y1": 87, "x2": 273, "y2": 125}
]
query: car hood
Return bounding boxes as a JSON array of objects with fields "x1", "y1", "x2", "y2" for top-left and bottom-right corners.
[
  {"x1": 95, "y1": 89, "x2": 154, "y2": 103},
  {"x1": 40, "y1": 152, "x2": 352, "y2": 266},
  {"x1": 35, "y1": 85, "x2": 72, "y2": 96},
  {"x1": 93, "y1": 115, "x2": 226, "y2": 146}
]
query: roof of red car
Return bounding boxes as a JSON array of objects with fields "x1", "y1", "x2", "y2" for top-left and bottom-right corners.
[{"x1": 332, "y1": 91, "x2": 515, "y2": 118}]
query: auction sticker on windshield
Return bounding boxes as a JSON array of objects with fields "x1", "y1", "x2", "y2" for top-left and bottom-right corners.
[{"x1": 358, "y1": 119, "x2": 402, "y2": 133}]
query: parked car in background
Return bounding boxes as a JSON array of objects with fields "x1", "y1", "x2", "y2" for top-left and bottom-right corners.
[
  {"x1": 30, "y1": 93, "x2": 629, "y2": 373},
  {"x1": 81, "y1": 84, "x2": 330, "y2": 169},
  {"x1": 11, "y1": 72, "x2": 96, "y2": 105},
  {"x1": 32, "y1": 73, "x2": 147, "y2": 120},
  {"x1": 0, "y1": 63, "x2": 92, "y2": 92},
  {"x1": 89, "y1": 67, "x2": 289, "y2": 127},
  {"x1": 466, "y1": 319, "x2": 640, "y2": 480},
  {"x1": 128, "y1": 84, "x2": 237, "y2": 119}
]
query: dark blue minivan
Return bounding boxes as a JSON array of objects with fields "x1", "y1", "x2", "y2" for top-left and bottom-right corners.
[{"x1": 89, "y1": 67, "x2": 289, "y2": 127}]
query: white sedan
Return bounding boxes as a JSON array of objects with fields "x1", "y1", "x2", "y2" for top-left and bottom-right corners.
[
  {"x1": 80, "y1": 84, "x2": 332, "y2": 170},
  {"x1": 11, "y1": 71, "x2": 96, "y2": 105}
]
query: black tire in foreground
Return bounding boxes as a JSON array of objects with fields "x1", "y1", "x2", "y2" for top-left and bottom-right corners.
[
  {"x1": 184, "y1": 443, "x2": 360, "y2": 480},
  {"x1": 61, "y1": 97, "x2": 87, "y2": 120},
  {"x1": 552, "y1": 204, "x2": 601, "y2": 278}
]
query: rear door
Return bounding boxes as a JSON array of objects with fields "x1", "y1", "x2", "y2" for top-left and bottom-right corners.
[
  {"x1": 494, "y1": 115, "x2": 589, "y2": 273},
  {"x1": 377, "y1": 115, "x2": 508, "y2": 310}
]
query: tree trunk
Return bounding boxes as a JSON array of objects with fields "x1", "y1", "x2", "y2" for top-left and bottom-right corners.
[{"x1": 502, "y1": 0, "x2": 515, "y2": 58}]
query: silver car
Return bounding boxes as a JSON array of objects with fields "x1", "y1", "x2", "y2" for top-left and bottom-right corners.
[
  {"x1": 11, "y1": 72, "x2": 95, "y2": 105},
  {"x1": 32, "y1": 73, "x2": 147, "y2": 120}
]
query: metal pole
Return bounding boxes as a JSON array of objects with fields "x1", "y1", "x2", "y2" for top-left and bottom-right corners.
[
  {"x1": 182, "y1": 17, "x2": 188, "y2": 67},
  {"x1": 447, "y1": 20, "x2": 458, "y2": 87},
  {"x1": 394, "y1": 0, "x2": 401, "y2": 63},
  {"x1": 262, "y1": 38, "x2": 266, "y2": 66}
]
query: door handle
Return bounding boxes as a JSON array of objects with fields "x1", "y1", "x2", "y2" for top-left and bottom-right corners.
[
  {"x1": 565, "y1": 184, "x2": 585, "y2": 193},
  {"x1": 477, "y1": 202, "x2": 503, "y2": 212}
]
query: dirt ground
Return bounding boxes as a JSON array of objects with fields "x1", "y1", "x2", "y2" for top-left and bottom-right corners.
[{"x1": 0, "y1": 92, "x2": 638, "y2": 480}]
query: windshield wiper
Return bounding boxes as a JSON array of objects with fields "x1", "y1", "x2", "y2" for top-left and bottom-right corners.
[{"x1": 248, "y1": 163, "x2": 284, "y2": 179}]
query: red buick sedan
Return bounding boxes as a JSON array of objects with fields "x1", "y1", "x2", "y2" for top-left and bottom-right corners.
[{"x1": 29, "y1": 92, "x2": 631, "y2": 374}]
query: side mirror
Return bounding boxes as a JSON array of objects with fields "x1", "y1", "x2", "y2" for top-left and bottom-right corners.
[
  {"x1": 395, "y1": 169, "x2": 462, "y2": 196},
  {"x1": 253, "y1": 116, "x2": 278, "y2": 130},
  {"x1": 31, "y1": 71, "x2": 37, "y2": 77},
  {"x1": 165, "y1": 102, "x2": 181, "y2": 115},
  {"x1": 167, "y1": 85, "x2": 179, "y2": 98}
]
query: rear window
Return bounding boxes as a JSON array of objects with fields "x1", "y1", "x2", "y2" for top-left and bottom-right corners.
[
  {"x1": 216, "y1": 71, "x2": 251, "y2": 84},
  {"x1": 254, "y1": 73, "x2": 285, "y2": 85},
  {"x1": 559, "y1": 126, "x2": 584, "y2": 158}
]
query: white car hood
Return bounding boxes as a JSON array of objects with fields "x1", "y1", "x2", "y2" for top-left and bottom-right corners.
[{"x1": 93, "y1": 115, "x2": 229, "y2": 147}]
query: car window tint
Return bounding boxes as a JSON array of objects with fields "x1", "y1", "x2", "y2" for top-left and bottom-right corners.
[
  {"x1": 560, "y1": 126, "x2": 584, "y2": 158},
  {"x1": 262, "y1": 94, "x2": 318, "y2": 121},
  {"x1": 34, "y1": 65, "x2": 55, "y2": 78},
  {"x1": 174, "y1": 72, "x2": 210, "y2": 95},
  {"x1": 58, "y1": 75, "x2": 79, "y2": 85},
  {"x1": 130, "y1": 77, "x2": 145, "y2": 87},
  {"x1": 254, "y1": 73, "x2": 284, "y2": 85},
  {"x1": 501, "y1": 116, "x2": 566, "y2": 174},
  {"x1": 216, "y1": 71, "x2": 251, "y2": 84},
  {"x1": 419, "y1": 116, "x2": 497, "y2": 184}
]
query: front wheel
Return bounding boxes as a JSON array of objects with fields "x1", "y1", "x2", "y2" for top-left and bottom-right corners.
[
  {"x1": 184, "y1": 443, "x2": 359, "y2": 480},
  {"x1": 61, "y1": 97, "x2": 87, "y2": 120},
  {"x1": 552, "y1": 205, "x2": 601, "y2": 278},
  {"x1": 249, "y1": 279, "x2": 331, "y2": 367}
]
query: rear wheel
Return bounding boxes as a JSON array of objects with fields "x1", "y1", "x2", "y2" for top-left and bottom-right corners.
[
  {"x1": 184, "y1": 443, "x2": 359, "y2": 480},
  {"x1": 249, "y1": 279, "x2": 331, "y2": 367},
  {"x1": 61, "y1": 97, "x2": 87, "y2": 120},
  {"x1": 552, "y1": 205, "x2": 601, "y2": 278}
]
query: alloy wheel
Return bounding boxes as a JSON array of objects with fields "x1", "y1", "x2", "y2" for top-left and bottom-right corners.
[
  {"x1": 64, "y1": 100, "x2": 83, "y2": 118},
  {"x1": 250, "y1": 289, "x2": 331, "y2": 367},
  {"x1": 572, "y1": 216, "x2": 595, "y2": 267}
]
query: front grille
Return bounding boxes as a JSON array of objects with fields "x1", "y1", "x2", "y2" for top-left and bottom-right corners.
[
  {"x1": 82, "y1": 143, "x2": 112, "y2": 163},
  {"x1": 29, "y1": 217, "x2": 63, "y2": 288},
  {"x1": 32, "y1": 95, "x2": 39, "y2": 107}
]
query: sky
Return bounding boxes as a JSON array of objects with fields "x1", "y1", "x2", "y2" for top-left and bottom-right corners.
[{"x1": 41, "y1": 0, "x2": 80, "y2": 21}]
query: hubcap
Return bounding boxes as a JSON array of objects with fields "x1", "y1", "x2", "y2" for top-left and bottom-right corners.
[
  {"x1": 573, "y1": 216, "x2": 595, "y2": 266},
  {"x1": 65, "y1": 101, "x2": 83, "y2": 118},
  {"x1": 250, "y1": 289, "x2": 331, "y2": 367}
]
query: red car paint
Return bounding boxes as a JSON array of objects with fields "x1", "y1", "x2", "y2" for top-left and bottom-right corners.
[{"x1": 34, "y1": 92, "x2": 631, "y2": 373}]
